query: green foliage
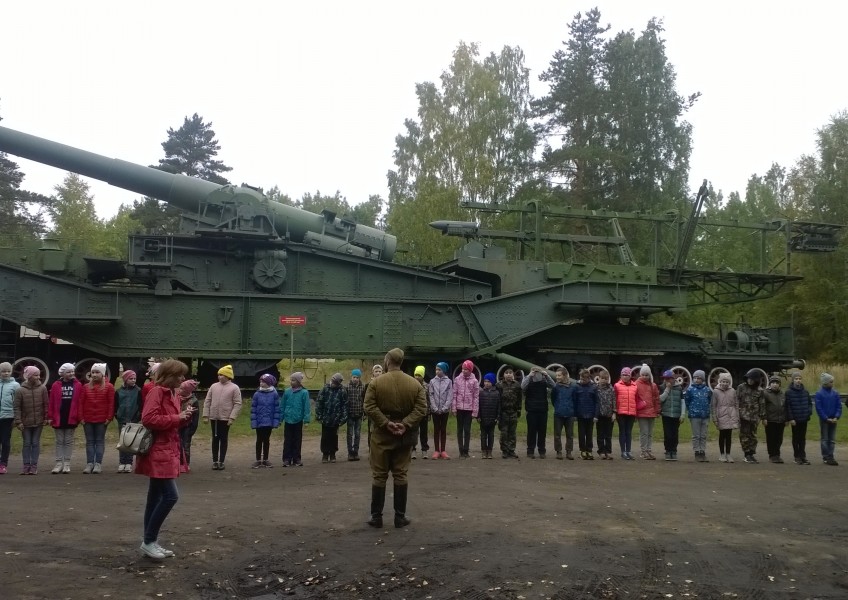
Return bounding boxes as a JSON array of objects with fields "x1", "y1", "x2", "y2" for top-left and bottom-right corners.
[
  {"x1": 535, "y1": 10, "x2": 699, "y2": 215},
  {"x1": 128, "y1": 196, "x2": 183, "y2": 234},
  {"x1": 157, "y1": 113, "x2": 232, "y2": 184},
  {"x1": 0, "y1": 110, "x2": 50, "y2": 239},
  {"x1": 299, "y1": 190, "x2": 383, "y2": 228},
  {"x1": 387, "y1": 41, "x2": 536, "y2": 265},
  {"x1": 48, "y1": 173, "x2": 103, "y2": 251},
  {"x1": 95, "y1": 205, "x2": 143, "y2": 259}
]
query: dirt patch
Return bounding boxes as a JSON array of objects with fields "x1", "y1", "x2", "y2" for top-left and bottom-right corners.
[{"x1": 3, "y1": 436, "x2": 848, "y2": 599}]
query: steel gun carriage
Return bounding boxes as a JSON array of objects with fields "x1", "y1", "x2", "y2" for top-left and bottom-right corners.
[{"x1": 0, "y1": 126, "x2": 840, "y2": 385}]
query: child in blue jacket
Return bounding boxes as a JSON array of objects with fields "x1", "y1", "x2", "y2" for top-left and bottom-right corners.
[
  {"x1": 251, "y1": 374, "x2": 280, "y2": 468},
  {"x1": 815, "y1": 373, "x2": 841, "y2": 466},
  {"x1": 684, "y1": 370, "x2": 713, "y2": 462}
]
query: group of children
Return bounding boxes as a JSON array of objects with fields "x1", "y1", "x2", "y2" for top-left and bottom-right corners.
[{"x1": 1, "y1": 359, "x2": 842, "y2": 473}]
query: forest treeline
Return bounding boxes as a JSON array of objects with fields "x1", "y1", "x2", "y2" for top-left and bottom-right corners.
[{"x1": 1, "y1": 8, "x2": 846, "y2": 362}]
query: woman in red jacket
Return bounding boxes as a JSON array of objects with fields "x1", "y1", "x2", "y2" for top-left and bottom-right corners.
[{"x1": 136, "y1": 359, "x2": 193, "y2": 560}]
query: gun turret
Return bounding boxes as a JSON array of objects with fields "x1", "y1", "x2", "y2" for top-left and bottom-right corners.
[{"x1": 0, "y1": 126, "x2": 396, "y2": 260}]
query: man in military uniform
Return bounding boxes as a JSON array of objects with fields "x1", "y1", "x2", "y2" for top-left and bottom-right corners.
[
  {"x1": 364, "y1": 348, "x2": 428, "y2": 528},
  {"x1": 497, "y1": 368, "x2": 522, "y2": 458}
]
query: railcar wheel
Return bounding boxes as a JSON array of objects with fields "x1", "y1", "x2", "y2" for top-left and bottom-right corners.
[
  {"x1": 546, "y1": 363, "x2": 566, "y2": 378},
  {"x1": 587, "y1": 364, "x2": 609, "y2": 384},
  {"x1": 12, "y1": 357, "x2": 49, "y2": 384},
  {"x1": 670, "y1": 365, "x2": 692, "y2": 390},
  {"x1": 708, "y1": 367, "x2": 733, "y2": 390},
  {"x1": 74, "y1": 357, "x2": 110, "y2": 384},
  {"x1": 495, "y1": 364, "x2": 525, "y2": 382}
]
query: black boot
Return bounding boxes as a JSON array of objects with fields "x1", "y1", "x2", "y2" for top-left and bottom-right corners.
[
  {"x1": 367, "y1": 485, "x2": 385, "y2": 528},
  {"x1": 394, "y1": 484, "x2": 411, "y2": 528}
]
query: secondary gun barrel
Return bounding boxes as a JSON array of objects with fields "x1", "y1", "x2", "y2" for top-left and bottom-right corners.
[{"x1": 0, "y1": 125, "x2": 396, "y2": 260}]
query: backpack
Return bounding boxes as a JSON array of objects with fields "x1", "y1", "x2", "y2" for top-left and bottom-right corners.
[{"x1": 116, "y1": 422, "x2": 153, "y2": 455}]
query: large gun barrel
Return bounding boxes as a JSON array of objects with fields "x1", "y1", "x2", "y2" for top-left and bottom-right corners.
[{"x1": 0, "y1": 125, "x2": 396, "y2": 260}]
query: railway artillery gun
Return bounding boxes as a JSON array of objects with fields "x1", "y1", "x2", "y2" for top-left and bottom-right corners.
[{"x1": 0, "y1": 125, "x2": 841, "y2": 386}]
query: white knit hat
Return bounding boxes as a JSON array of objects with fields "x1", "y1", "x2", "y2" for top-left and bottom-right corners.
[{"x1": 91, "y1": 363, "x2": 107, "y2": 374}]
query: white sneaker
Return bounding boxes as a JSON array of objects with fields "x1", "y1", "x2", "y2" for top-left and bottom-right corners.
[
  {"x1": 154, "y1": 542, "x2": 175, "y2": 557},
  {"x1": 62, "y1": 464, "x2": 71, "y2": 474},
  {"x1": 726, "y1": 455, "x2": 735, "y2": 463},
  {"x1": 52, "y1": 462, "x2": 64, "y2": 474},
  {"x1": 140, "y1": 542, "x2": 166, "y2": 560},
  {"x1": 92, "y1": 463, "x2": 102, "y2": 474},
  {"x1": 82, "y1": 463, "x2": 93, "y2": 474}
]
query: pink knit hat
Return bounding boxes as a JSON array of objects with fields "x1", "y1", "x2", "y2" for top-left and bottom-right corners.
[
  {"x1": 122, "y1": 370, "x2": 137, "y2": 382},
  {"x1": 178, "y1": 379, "x2": 198, "y2": 398},
  {"x1": 462, "y1": 360, "x2": 474, "y2": 371},
  {"x1": 620, "y1": 367, "x2": 632, "y2": 376},
  {"x1": 23, "y1": 366, "x2": 40, "y2": 380}
]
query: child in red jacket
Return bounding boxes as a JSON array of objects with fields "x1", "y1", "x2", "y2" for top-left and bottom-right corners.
[{"x1": 80, "y1": 363, "x2": 115, "y2": 474}]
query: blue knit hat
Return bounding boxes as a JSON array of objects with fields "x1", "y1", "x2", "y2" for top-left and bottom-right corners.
[
  {"x1": 483, "y1": 372, "x2": 496, "y2": 385},
  {"x1": 436, "y1": 361, "x2": 449, "y2": 374},
  {"x1": 351, "y1": 369, "x2": 362, "y2": 377}
]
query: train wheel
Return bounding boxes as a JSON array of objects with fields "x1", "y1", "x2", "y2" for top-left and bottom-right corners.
[
  {"x1": 632, "y1": 364, "x2": 653, "y2": 382},
  {"x1": 12, "y1": 357, "x2": 49, "y2": 384},
  {"x1": 587, "y1": 364, "x2": 609, "y2": 384},
  {"x1": 496, "y1": 364, "x2": 525, "y2": 382},
  {"x1": 453, "y1": 363, "x2": 482, "y2": 381},
  {"x1": 74, "y1": 357, "x2": 110, "y2": 384},
  {"x1": 670, "y1": 365, "x2": 692, "y2": 390},
  {"x1": 744, "y1": 368, "x2": 769, "y2": 388},
  {"x1": 546, "y1": 363, "x2": 566, "y2": 378},
  {"x1": 708, "y1": 367, "x2": 733, "y2": 390}
]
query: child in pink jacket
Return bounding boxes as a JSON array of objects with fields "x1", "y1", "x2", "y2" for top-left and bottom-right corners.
[{"x1": 452, "y1": 360, "x2": 479, "y2": 458}]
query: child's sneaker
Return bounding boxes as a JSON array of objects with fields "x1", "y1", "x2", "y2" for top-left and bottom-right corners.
[
  {"x1": 83, "y1": 463, "x2": 93, "y2": 474},
  {"x1": 28, "y1": 465, "x2": 38, "y2": 475},
  {"x1": 440, "y1": 451, "x2": 450, "y2": 460},
  {"x1": 263, "y1": 460, "x2": 273, "y2": 468},
  {"x1": 62, "y1": 464, "x2": 71, "y2": 474},
  {"x1": 431, "y1": 451, "x2": 440, "y2": 460},
  {"x1": 154, "y1": 542, "x2": 175, "y2": 557},
  {"x1": 20, "y1": 465, "x2": 30, "y2": 475},
  {"x1": 52, "y1": 461, "x2": 64, "y2": 474},
  {"x1": 726, "y1": 455, "x2": 734, "y2": 463},
  {"x1": 0, "y1": 463, "x2": 6, "y2": 474},
  {"x1": 92, "y1": 463, "x2": 102, "y2": 474},
  {"x1": 251, "y1": 461, "x2": 262, "y2": 469}
]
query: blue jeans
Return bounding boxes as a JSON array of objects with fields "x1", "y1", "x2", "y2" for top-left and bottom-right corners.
[
  {"x1": 618, "y1": 415, "x2": 635, "y2": 453},
  {"x1": 22, "y1": 425, "x2": 44, "y2": 466},
  {"x1": 83, "y1": 422, "x2": 107, "y2": 464},
  {"x1": 143, "y1": 478, "x2": 180, "y2": 544},
  {"x1": 820, "y1": 419, "x2": 837, "y2": 460},
  {"x1": 346, "y1": 416, "x2": 362, "y2": 456}
]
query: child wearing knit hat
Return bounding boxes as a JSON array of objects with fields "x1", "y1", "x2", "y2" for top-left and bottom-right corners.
[
  {"x1": 477, "y1": 373, "x2": 501, "y2": 459},
  {"x1": 114, "y1": 369, "x2": 142, "y2": 472},
  {"x1": 250, "y1": 375, "x2": 281, "y2": 468},
  {"x1": 13, "y1": 365, "x2": 48, "y2": 474},
  {"x1": 428, "y1": 362, "x2": 453, "y2": 459},
  {"x1": 0, "y1": 362, "x2": 20, "y2": 474},
  {"x1": 203, "y1": 365, "x2": 242, "y2": 470},
  {"x1": 178, "y1": 379, "x2": 200, "y2": 469},
  {"x1": 79, "y1": 363, "x2": 115, "y2": 474},
  {"x1": 345, "y1": 369, "x2": 366, "y2": 461},
  {"x1": 453, "y1": 360, "x2": 479, "y2": 458},
  {"x1": 411, "y1": 366, "x2": 431, "y2": 459},
  {"x1": 316, "y1": 373, "x2": 348, "y2": 463},
  {"x1": 815, "y1": 372, "x2": 841, "y2": 465},
  {"x1": 280, "y1": 372, "x2": 311, "y2": 467}
]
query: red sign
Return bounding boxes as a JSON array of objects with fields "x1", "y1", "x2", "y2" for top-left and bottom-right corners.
[{"x1": 279, "y1": 315, "x2": 307, "y2": 326}]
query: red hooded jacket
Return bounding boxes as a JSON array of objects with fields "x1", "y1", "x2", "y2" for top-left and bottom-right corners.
[{"x1": 135, "y1": 386, "x2": 183, "y2": 479}]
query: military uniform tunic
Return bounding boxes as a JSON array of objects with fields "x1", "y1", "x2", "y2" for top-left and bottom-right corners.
[{"x1": 364, "y1": 370, "x2": 427, "y2": 487}]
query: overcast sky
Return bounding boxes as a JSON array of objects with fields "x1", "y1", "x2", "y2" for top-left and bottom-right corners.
[{"x1": 2, "y1": 1, "x2": 846, "y2": 218}]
